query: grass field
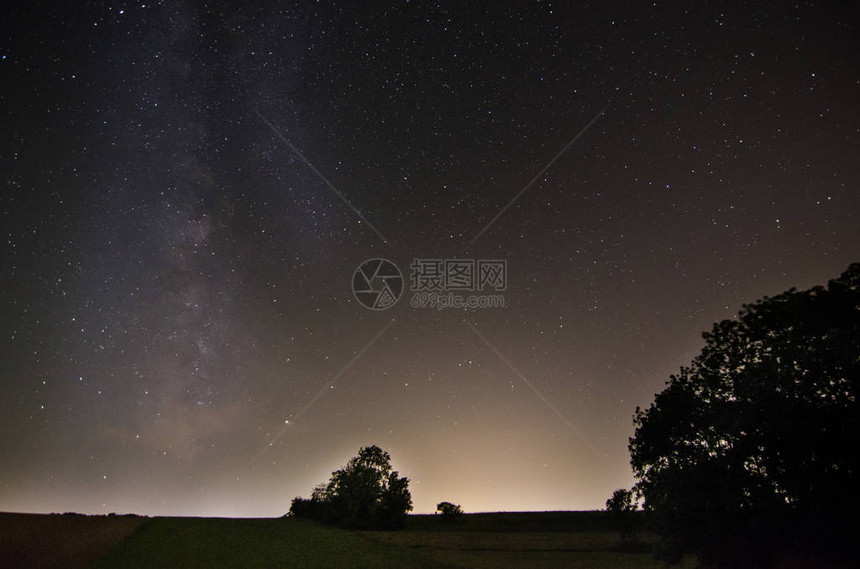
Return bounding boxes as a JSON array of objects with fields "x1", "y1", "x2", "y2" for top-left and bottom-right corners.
[
  {"x1": 1, "y1": 511, "x2": 697, "y2": 568},
  {"x1": 365, "y1": 512, "x2": 696, "y2": 569},
  {"x1": 92, "y1": 516, "x2": 441, "y2": 569},
  {"x1": 0, "y1": 512, "x2": 147, "y2": 569}
]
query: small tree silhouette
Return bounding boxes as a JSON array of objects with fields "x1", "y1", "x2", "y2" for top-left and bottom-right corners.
[
  {"x1": 605, "y1": 488, "x2": 637, "y2": 542},
  {"x1": 436, "y1": 501, "x2": 463, "y2": 521}
]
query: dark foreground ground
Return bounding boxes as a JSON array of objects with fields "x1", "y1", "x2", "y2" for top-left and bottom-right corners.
[
  {"x1": 0, "y1": 512, "x2": 147, "y2": 569},
  {"x1": 0, "y1": 510, "x2": 696, "y2": 568}
]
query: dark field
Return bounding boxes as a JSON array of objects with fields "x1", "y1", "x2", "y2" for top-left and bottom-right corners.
[
  {"x1": 1, "y1": 511, "x2": 696, "y2": 568},
  {"x1": 0, "y1": 512, "x2": 147, "y2": 569}
]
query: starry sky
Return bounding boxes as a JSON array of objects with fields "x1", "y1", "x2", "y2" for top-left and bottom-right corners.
[{"x1": 1, "y1": 1, "x2": 858, "y2": 517}]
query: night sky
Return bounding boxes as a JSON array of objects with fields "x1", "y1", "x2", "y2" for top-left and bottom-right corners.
[{"x1": 1, "y1": 2, "x2": 858, "y2": 517}]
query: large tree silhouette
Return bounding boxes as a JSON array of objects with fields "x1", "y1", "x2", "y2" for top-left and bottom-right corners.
[
  {"x1": 629, "y1": 264, "x2": 858, "y2": 568},
  {"x1": 290, "y1": 445, "x2": 412, "y2": 529}
]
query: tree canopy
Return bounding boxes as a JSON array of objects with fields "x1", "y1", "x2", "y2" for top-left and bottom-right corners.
[
  {"x1": 289, "y1": 445, "x2": 412, "y2": 529},
  {"x1": 629, "y1": 263, "x2": 859, "y2": 568}
]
